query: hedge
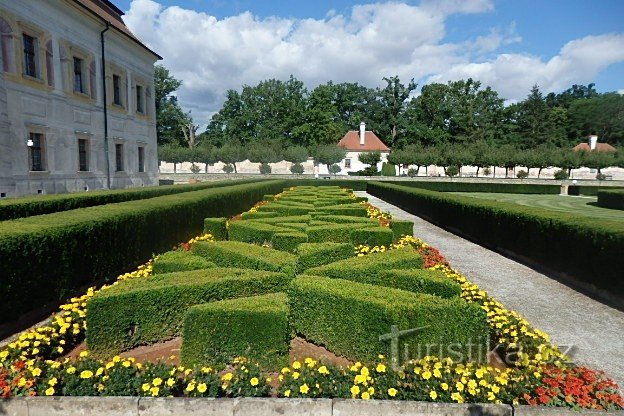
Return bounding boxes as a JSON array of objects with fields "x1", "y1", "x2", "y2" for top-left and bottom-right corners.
[
  {"x1": 86, "y1": 268, "x2": 291, "y2": 356},
  {"x1": 388, "y1": 181, "x2": 560, "y2": 195},
  {"x1": 312, "y1": 204, "x2": 368, "y2": 217},
  {"x1": 181, "y1": 293, "x2": 290, "y2": 368},
  {"x1": 240, "y1": 211, "x2": 280, "y2": 220},
  {"x1": 597, "y1": 190, "x2": 624, "y2": 210},
  {"x1": 152, "y1": 250, "x2": 215, "y2": 274},
  {"x1": 192, "y1": 241, "x2": 297, "y2": 276},
  {"x1": 312, "y1": 215, "x2": 377, "y2": 225},
  {"x1": 377, "y1": 269, "x2": 462, "y2": 298},
  {"x1": 307, "y1": 223, "x2": 377, "y2": 243},
  {"x1": 390, "y1": 220, "x2": 414, "y2": 241},
  {"x1": 568, "y1": 185, "x2": 624, "y2": 196},
  {"x1": 228, "y1": 221, "x2": 291, "y2": 244},
  {"x1": 0, "y1": 178, "x2": 265, "y2": 221},
  {"x1": 281, "y1": 180, "x2": 367, "y2": 191},
  {"x1": 288, "y1": 276, "x2": 489, "y2": 363},
  {"x1": 368, "y1": 182, "x2": 624, "y2": 299},
  {"x1": 203, "y1": 218, "x2": 228, "y2": 240},
  {"x1": 349, "y1": 227, "x2": 394, "y2": 246},
  {"x1": 271, "y1": 232, "x2": 308, "y2": 252},
  {"x1": 296, "y1": 242, "x2": 355, "y2": 272},
  {"x1": 0, "y1": 180, "x2": 286, "y2": 323},
  {"x1": 305, "y1": 247, "x2": 423, "y2": 279}
]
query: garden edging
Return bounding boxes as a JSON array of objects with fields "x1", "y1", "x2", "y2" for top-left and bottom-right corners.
[{"x1": 2, "y1": 397, "x2": 623, "y2": 416}]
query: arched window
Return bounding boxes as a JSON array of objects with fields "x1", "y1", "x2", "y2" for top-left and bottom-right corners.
[
  {"x1": 0, "y1": 16, "x2": 14, "y2": 73},
  {"x1": 45, "y1": 39, "x2": 54, "y2": 87}
]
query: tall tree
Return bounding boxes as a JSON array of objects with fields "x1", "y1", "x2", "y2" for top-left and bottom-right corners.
[
  {"x1": 516, "y1": 85, "x2": 553, "y2": 148},
  {"x1": 154, "y1": 65, "x2": 191, "y2": 145},
  {"x1": 378, "y1": 76, "x2": 417, "y2": 147}
]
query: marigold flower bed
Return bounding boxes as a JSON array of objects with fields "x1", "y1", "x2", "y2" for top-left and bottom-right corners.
[{"x1": 0, "y1": 186, "x2": 622, "y2": 411}]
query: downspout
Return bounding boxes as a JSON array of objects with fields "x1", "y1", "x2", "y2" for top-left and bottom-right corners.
[{"x1": 100, "y1": 22, "x2": 111, "y2": 189}]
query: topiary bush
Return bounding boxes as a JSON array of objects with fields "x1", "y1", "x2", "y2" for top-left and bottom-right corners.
[
  {"x1": 203, "y1": 218, "x2": 228, "y2": 240},
  {"x1": 152, "y1": 250, "x2": 215, "y2": 274},
  {"x1": 349, "y1": 227, "x2": 394, "y2": 247},
  {"x1": 296, "y1": 242, "x2": 355, "y2": 272},
  {"x1": 390, "y1": 220, "x2": 414, "y2": 241},
  {"x1": 271, "y1": 232, "x2": 308, "y2": 253}
]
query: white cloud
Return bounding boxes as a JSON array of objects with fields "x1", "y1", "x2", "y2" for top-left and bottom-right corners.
[{"x1": 123, "y1": 0, "x2": 624, "y2": 125}]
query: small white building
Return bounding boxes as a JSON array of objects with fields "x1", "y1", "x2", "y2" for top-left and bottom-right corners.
[
  {"x1": 336, "y1": 122, "x2": 391, "y2": 174},
  {"x1": 0, "y1": 0, "x2": 160, "y2": 197}
]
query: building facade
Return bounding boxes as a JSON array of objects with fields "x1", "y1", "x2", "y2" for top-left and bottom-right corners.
[
  {"x1": 336, "y1": 122, "x2": 391, "y2": 174},
  {"x1": 0, "y1": 0, "x2": 160, "y2": 197}
]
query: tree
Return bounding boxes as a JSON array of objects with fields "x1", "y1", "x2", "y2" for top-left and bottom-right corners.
[
  {"x1": 568, "y1": 93, "x2": 624, "y2": 147},
  {"x1": 558, "y1": 149, "x2": 582, "y2": 177},
  {"x1": 181, "y1": 121, "x2": 200, "y2": 149},
  {"x1": 216, "y1": 143, "x2": 247, "y2": 173},
  {"x1": 313, "y1": 145, "x2": 346, "y2": 172},
  {"x1": 358, "y1": 152, "x2": 382, "y2": 169},
  {"x1": 583, "y1": 150, "x2": 616, "y2": 174},
  {"x1": 516, "y1": 85, "x2": 552, "y2": 148},
  {"x1": 195, "y1": 145, "x2": 219, "y2": 173},
  {"x1": 247, "y1": 142, "x2": 280, "y2": 174},
  {"x1": 379, "y1": 76, "x2": 417, "y2": 147},
  {"x1": 157, "y1": 144, "x2": 186, "y2": 173},
  {"x1": 328, "y1": 164, "x2": 342, "y2": 177},
  {"x1": 154, "y1": 65, "x2": 190, "y2": 145},
  {"x1": 283, "y1": 146, "x2": 309, "y2": 175}
]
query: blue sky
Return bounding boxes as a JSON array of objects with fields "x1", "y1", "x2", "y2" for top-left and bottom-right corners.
[{"x1": 118, "y1": 0, "x2": 624, "y2": 124}]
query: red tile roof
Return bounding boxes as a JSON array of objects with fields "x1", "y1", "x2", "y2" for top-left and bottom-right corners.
[
  {"x1": 573, "y1": 142, "x2": 617, "y2": 152},
  {"x1": 338, "y1": 131, "x2": 390, "y2": 152},
  {"x1": 72, "y1": 0, "x2": 161, "y2": 59}
]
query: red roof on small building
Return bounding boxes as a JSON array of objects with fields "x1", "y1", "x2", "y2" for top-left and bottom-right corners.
[
  {"x1": 573, "y1": 142, "x2": 617, "y2": 152},
  {"x1": 338, "y1": 131, "x2": 390, "y2": 152}
]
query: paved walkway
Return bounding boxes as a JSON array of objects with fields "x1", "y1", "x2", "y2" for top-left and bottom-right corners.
[{"x1": 358, "y1": 192, "x2": 624, "y2": 388}]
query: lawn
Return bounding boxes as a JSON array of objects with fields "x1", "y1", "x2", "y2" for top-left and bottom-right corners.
[{"x1": 453, "y1": 192, "x2": 624, "y2": 222}]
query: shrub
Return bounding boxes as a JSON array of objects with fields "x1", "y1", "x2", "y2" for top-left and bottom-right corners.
[
  {"x1": 257, "y1": 204, "x2": 311, "y2": 216},
  {"x1": 86, "y1": 268, "x2": 291, "y2": 355},
  {"x1": 312, "y1": 215, "x2": 376, "y2": 225},
  {"x1": 0, "y1": 180, "x2": 286, "y2": 323},
  {"x1": 367, "y1": 182, "x2": 624, "y2": 298},
  {"x1": 0, "y1": 178, "x2": 264, "y2": 221},
  {"x1": 446, "y1": 166, "x2": 459, "y2": 177},
  {"x1": 407, "y1": 168, "x2": 418, "y2": 177},
  {"x1": 228, "y1": 221, "x2": 290, "y2": 244},
  {"x1": 306, "y1": 247, "x2": 423, "y2": 279},
  {"x1": 390, "y1": 220, "x2": 414, "y2": 241},
  {"x1": 483, "y1": 167, "x2": 491, "y2": 176},
  {"x1": 271, "y1": 232, "x2": 308, "y2": 253},
  {"x1": 181, "y1": 293, "x2": 290, "y2": 368},
  {"x1": 381, "y1": 162, "x2": 396, "y2": 176},
  {"x1": 312, "y1": 204, "x2": 368, "y2": 217},
  {"x1": 328, "y1": 164, "x2": 342, "y2": 176},
  {"x1": 288, "y1": 276, "x2": 489, "y2": 362},
  {"x1": 296, "y1": 242, "x2": 355, "y2": 272},
  {"x1": 240, "y1": 211, "x2": 280, "y2": 220},
  {"x1": 223, "y1": 164, "x2": 235, "y2": 174},
  {"x1": 192, "y1": 241, "x2": 297, "y2": 276},
  {"x1": 377, "y1": 269, "x2": 461, "y2": 298},
  {"x1": 203, "y1": 218, "x2": 228, "y2": 240},
  {"x1": 290, "y1": 163, "x2": 304, "y2": 175},
  {"x1": 596, "y1": 173, "x2": 607, "y2": 181},
  {"x1": 307, "y1": 223, "x2": 377, "y2": 243},
  {"x1": 349, "y1": 227, "x2": 394, "y2": 247},
  {"x1": 388, "y1": 181, "x2": 560, "y2": 194},
  {"x1": 252, "y1": 215, "x2": 312, "y2": 225},
  {"x1": 259, "y1": 163, "x2": 272, "y2": 175},
  {"x1": 554, "y1": 169, "x2": 569, "y2": 180},
  {"x1": 597, "y1": 189, "x2": 624, "y2": 210},
  {"x1": 517, "y1": 170, "x2": 529, "y2": 179},
  {"x1": 263, "y1": 194, "x2": 275, "y2": 201},
  {"x1": 152, "y1": 250, "x2": 215, "y2": 274}
]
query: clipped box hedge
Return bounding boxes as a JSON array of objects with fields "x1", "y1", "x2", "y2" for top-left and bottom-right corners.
[
  {"x1": 306, "y1": 247, "x2": 423, "y2": 279},
  {"x1": 296, "y1": 242, "x2": 355, "y2": 272},
  {"x1": 288, "y1": 276, "x2": 489, "y2": 362},
  {"x1": 390, "y1": 220, "x2": 414, "y2": 241},
  {"x1": 0, "y1": 180, "x2": 285, "y2": 323},
  {"x1": 192, "y1": 241, "x2": 297, "y2": 276},
  {"x1": 86, "y1": 268, "x2": 291, "y2": 356},
  {"x1": 0, "y1": 178, "x2": 264, "y2": 221},
  {"x1": 368, "y1": 182, "x2": 624, "y2": 299},
  {"x1": 181, "y1": 293, "x2": 290, "y2": 368},
  {"x1": 597, "y1": 189, "x2": 624, "y2": 210},
  {"x1": 349, "y1": 227, "x2": 394, "y2": 246},
  {"x1": 388, "y1": 181, "x2": 560, "y2": 195},
  {"x1": 271, "y1": 232, "x2": 308, "y2": 252},
  {"x1": 228, "y1": 221, "x2": 291, "y2": 244},
  {"x1": 152, "y1": 250, "x2": 215, "y2": 274},
  {"x1": 203, "y1": 218, "x2": 228, "y2": 240},
  {"x1": 307, "y1": 223, "x2": 377, "y2": 243},
  {"x1": 377, "y1": 269, "x2": 461, "y2": 298}
]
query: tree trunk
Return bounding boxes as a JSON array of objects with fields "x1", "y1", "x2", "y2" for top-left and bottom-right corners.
[
  {"x1": 233, "y1": 163, "x2": 238, "y2": 174},
  {"x1": 174, "y1": 163, "x2": 177, "y2": 173},
  {"x1": 538, "y1": 167, "x2": 542, "y2": 178},
  {"x1": 493, "y1": 166, "x2": 496, "y2": 178},
  {"x1": 476, "y1": 166, "x2": 480, "y2": 177},
  {"x1": 205, "y1": 163, "x2": 209, "y2": 173}
]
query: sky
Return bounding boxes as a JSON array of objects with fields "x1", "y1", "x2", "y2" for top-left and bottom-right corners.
[{"x1": 116, "y1": 0, "x2": 624, "y2": 126}]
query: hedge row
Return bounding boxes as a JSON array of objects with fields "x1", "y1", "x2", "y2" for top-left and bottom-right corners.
[
  {"x1": 181, "y1": 292, "x2": 290, "y2": 368},
  {"x1": 288, "y1": 276, "x2": 489, "y2": 363},
  {"x1": 0, "y1": 180, "x2": 286, "y2": 322},
  {"x1": 0, "y1": 178, "x2": 264, "y2": 221},
  {"x1": 152, "y1": 250, "x2": 215, "y2": 274},
  {"x1": 368, "y1": 182, "x2": 624, "y2": 298},
  {"x1": 568, "y1": 185, "x2": 624, "y2": 196},
  {"x1": 388, "y1": 181, "x2": 560, "y2": 195},
  {"x1": 86, "y1": 268, "x2": 291, "y2": 356},
  {"x1": 597, "y1": 190, "x2": 624, "y2": 210}
]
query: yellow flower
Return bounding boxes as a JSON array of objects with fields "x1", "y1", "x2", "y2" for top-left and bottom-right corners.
[
  {"x1": 292, "y1": 371, "x2": 300, "y2": 380},
  {"x1": 487, "y1": 391, "x2": 496, "y2": 401},
  {"x1": 79, "y1": 351, "x2": 89, "y2": 358},
  {"x1": 48, "y1": 377, "x2": 58, "y2": 386},
  {"x1": 455, "y1": 382, "x2": 465, "y2": 391},
  {"x1": 284, "y1": 389, "x2": 291, "y2": 397},
  {"x1": 31, "y1": 368, "x2": 42, "y2": 377},
  {"x1": 197, "y1": 383, "x2": 207, "y2": 393},
  {"x1": 318, "y1": 365, "x2": 330, "y2": 375},
  {"x1": 299, "y1": 384, "x2": 309, "y2": 394},
  {"x1": 429, "y1": 390, "x2": 438, "y2": 400},
  {"x1": 451, "y1": 392, "x2": 464, "y2": 403},
  {"x1": 66, "y1": 366, "x2": 76, "y2": 374},
  {"x1": 388, "y1": 388, "x2": 398, "y2": 397},
  {"x1": 250, "y1": 377, "x2": 259, "y2": 386},
  {"x1": 421, "y1": 370, "x2": 432, "y2": 380},
  {"x1": 150, "y1": 386, "x2": 159, "y2": 397},
  {"x1": 441, "y1": 383, "x2": 449, "y2": 391},
  {"x1": 375, "y1": 363, "x2": 386, "y2": 373},
  {"x1": 166, "y1": 378, "x2": 175, "y2": 387},
  {"x1": 361, "y1": 392, "x2": 371, "y2": 400},
  {"x1": 152, "y1": 377, "x2": 163, "y2": 387},
  {"x1": 221, "y1": 372, "x2": 233, "y2": 381},
  {"x1": 142, "y1": 383, "x2": 150, "y2": 392},
  {"x1": 122, "y1": 360, "x2": 131, "y2": 368},
  {"x1": 186, "y1": 383, "x2": 196, "y2": 392},
  {"x1": 350, "y1": 385, "x2": 360, "y2": 396},
  {"x1": 80, "y1": 370, "x2": 93, "y2": 379},
  {"x1": 292, "y1": 361, "x2": 302, "y2": 369},
  {"x1": 45, "y1": 387, "x2": 55, "y2": 396}
]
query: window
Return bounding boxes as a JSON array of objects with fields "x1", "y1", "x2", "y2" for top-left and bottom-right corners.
[
  {"x1": 138, "y1": 146, "x2": 145, "y2": 172},
  {"x1": 23, "y1": 33, "x2": 37, "y2": 77},
  {"x1": 73, "y1": 57, "x2": 84, "y2": 93},
  {"x1": 29, "y1": 133, "x2": 45, "y2": 171},
  {"x1": 78, "y1": 138, "x2": 88, "y2": 171},
  {"x1": 113, "y1": 74, "x2": 122, "y2": 105},
  {"x1": 344, "y1": 158, "x2": 351, "y2": 169},
  {"x1": 136, "y1": 84, "x2": 143, "y2": 113},
  {"x1": 115, "y1": 143, "x2": 124, "y2": 171}
]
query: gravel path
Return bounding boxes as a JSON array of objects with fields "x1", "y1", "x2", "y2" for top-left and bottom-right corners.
[{"x1": 359, "y1": 191, "x2": 624, "y2": 388}]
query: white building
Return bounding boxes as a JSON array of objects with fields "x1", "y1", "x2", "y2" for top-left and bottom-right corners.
[
  {"x1": 336, "y1": 122, "x2": 391, "y2": 174},
  {"x1": 0, "y1": 0, "x2": 160, "y2": 197}
]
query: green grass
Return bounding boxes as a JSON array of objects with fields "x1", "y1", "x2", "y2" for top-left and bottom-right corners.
[{"x1": 453, "y1": 193, "x2": 624, "y2": 222}]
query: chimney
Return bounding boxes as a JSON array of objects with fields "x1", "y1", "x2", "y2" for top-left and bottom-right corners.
[
  {"x1": 589, "y1": 135, "x2": 598, "y2": 151},
  {"x1": 359, "y1": 122, "x2": 366, "y2": 146}
]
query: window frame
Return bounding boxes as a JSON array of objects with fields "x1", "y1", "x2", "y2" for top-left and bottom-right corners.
[
  {"x1": 344, "y1": 158, "x2": 351, "y2": 169},
  {"x1": 78, "y1": 138, "x2": 89, "y2": 172},
  {"x1": 135, "y1": 84, "x2": 144, "y2": 114},
  {"x1": 73, "y1": 56, "x2": 84, "y2": 94},
  {"x1": 28, "y1": 132, "x2": 45, "y2": 171},
  {"x1": 22, "y1": 32, "x2": 37, "y2": 78},
  {"x1": 112, "y1": 74, "x2": 122, "y2": 106},
  {"x1": 138, "y1": 146, "x2": 145, "y2": 173},
  {"x1": 115, "y1": 143, "x2": 124, "y2": 172}
]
